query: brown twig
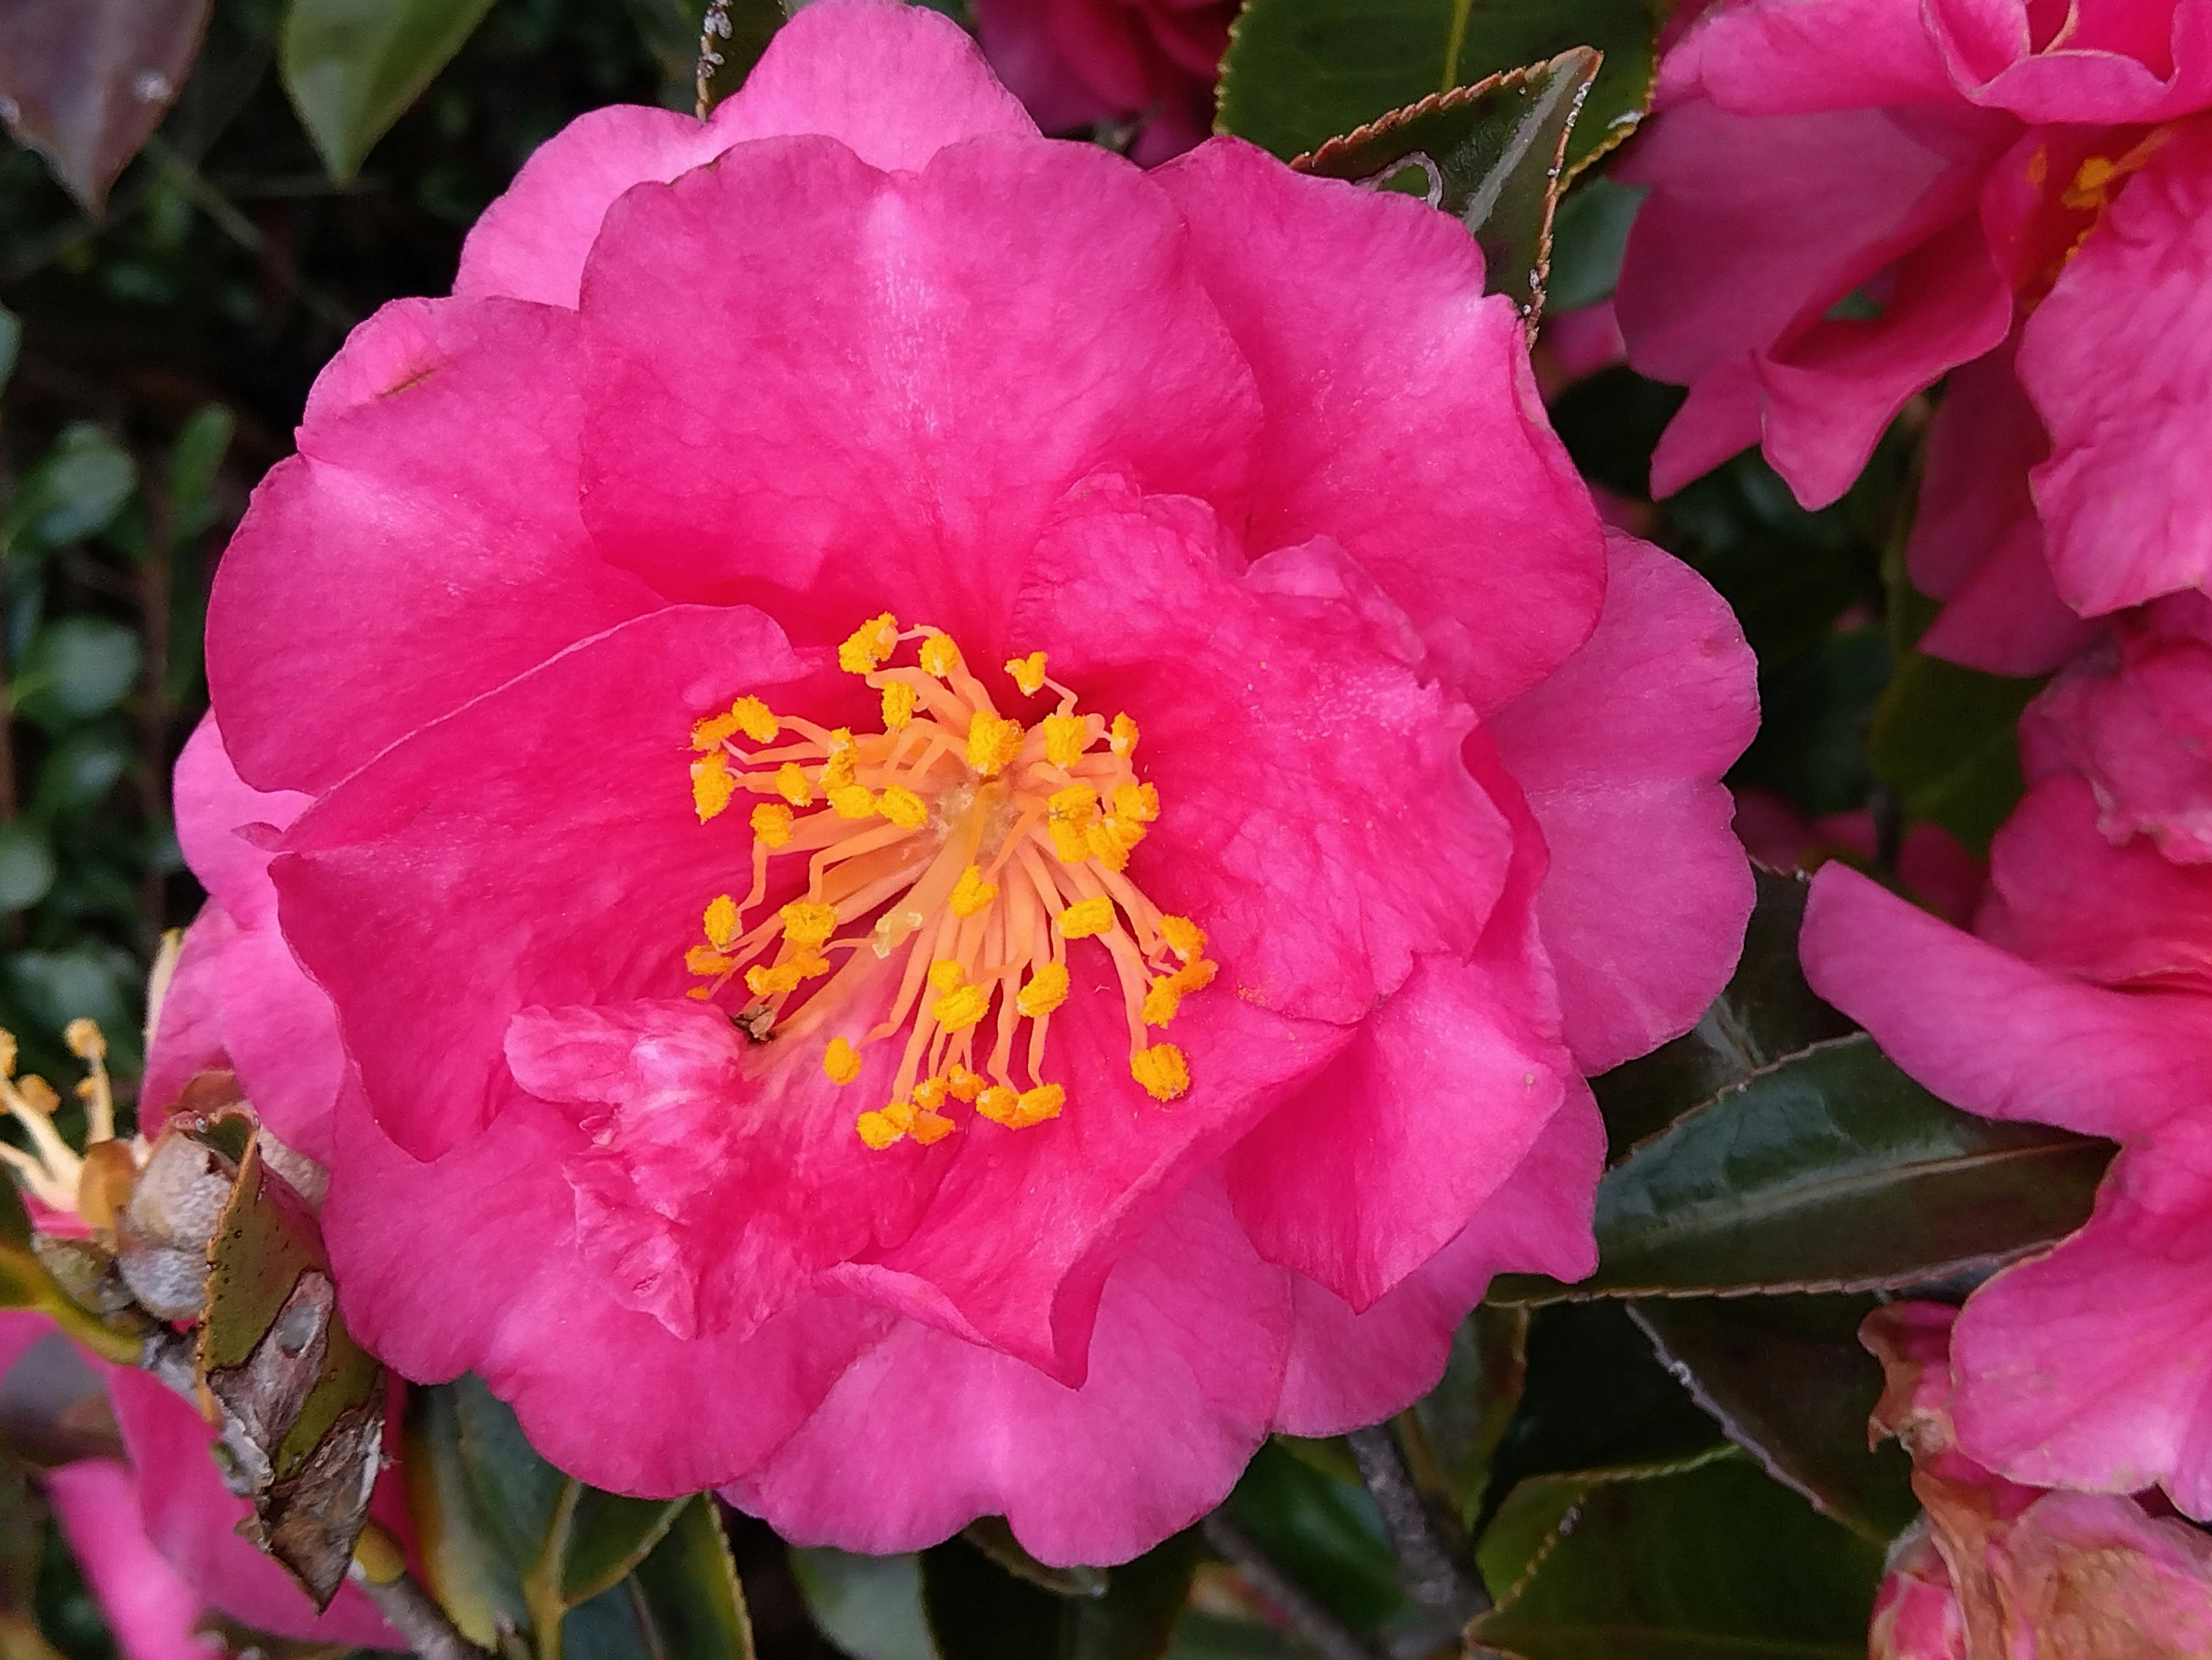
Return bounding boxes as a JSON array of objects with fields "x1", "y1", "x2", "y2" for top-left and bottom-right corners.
[
  {"x1": 695, "y1": 0, "x2": 736, "y2": 119},
  {"x1": 351, "y1": 1561, "x2": 493, "y2": 1660},
  {"x1": 1345, "y1": 1424, "x2": 1490, "y2": 1620},
  {"x1": 1201, "y1": 1510, "x2": 1380, "y2": 1660}
]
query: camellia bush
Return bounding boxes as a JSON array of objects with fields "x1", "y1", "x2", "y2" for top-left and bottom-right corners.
[{"x1": 1, "y1": 0, "x2": 2207, "y2": 1657}]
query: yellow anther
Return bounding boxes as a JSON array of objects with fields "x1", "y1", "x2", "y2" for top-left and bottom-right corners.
[
  {"x1": 946, "y1": 1063, "x2": 984, "y2": 1102},
  {"x1": 691, "y1": 709, "x2": 743, "y2": 751},
  {"x1": 1085, "y1": 818, "x2": 1138, "y2": 871},
  {"x1": 1141, "y1": 975, "x2": 1181, "y2": 1027},
  {"x1": 824, "y1": 1037, "x2": 862, "y2": 1085},
  {"x1": 1013, "y1": 1083, "x2": 1065, "y2": 1127},
  {"x1": 1048, "y1": 784, "x2": 1098, "y2": 824},
  {"x1": 1057, "y1": 895, "x2": 1115, "y2": 939},
  {"x1": 1158, "y1": 915, "x2": 1205, "y2": 961},
  {"x1": 857, "y1": 1110, "x2": 903, "y2": 1149},
  {"x1": 63, "y1": 1020, "x2": 104, "y2": 1063},
  {"x1": 839, "y1": 612, "x2": 900, "y2": 674},
  {"x1": 703, "y1": 894, "x2": 741, "y2": 949},
  {"x1": 882, "y1": 1099, "x2": 916, "y2": 1132},
  {"x1": 730, "y1": 695, "x2": 779, "y2": 743},
  {"x1": 691, "y1": 754, "x2": 736, "y2": 822},
  {"x1": 780, "y1": 901, "x2": 838, "y2": 948},
  {"x1": 975, "y1": 1084, "x2": 1020, "y2": 1125},
  {"x1": 911, "y1": 1110, "x2": 956, "y2": 1144},
  {"x1": 1043, "y1": 712, "x2": 1088, "y2": 769},
  {"x1": 1017, "y1": 962, "x2": 1070, "y2": 1018},
  {"x1": 1109, "y1": 713, "x2": 1139, "y2": 757},
  {"x1": 750, "y1": 802, "x2": 794, "y2": 848},
  {"x1": 878, "y1": 785, "x2": 929, "y2": 830},
  {"x1": 745, "y1": 952, "x2": 829, "y2": 997},
  {"x1": 828, "y1": 784, "x2": 878, "y2": 819},
  {"x1": 919, "y1": 632, "x2": 962, "y2": 678},
  {"x1": 1112, "y1": 782, "x2": 1159, "y2": 824},
  {"x1": 775, "y1": 762, "x2": 814, "y2": 806},
  {"x1": 949, "y1": 865, "x2": 998, "y2": 917},
  {"x1": 966, "y1": 713, "x2": 1024, "y2": 776},
  {"x1": 881, "y1": 680, "x2": 918, "y2": 730},
  {"x1": 911, "y1": 1075, "x2": 949, "y2": 1111},
  {"x1": 1048, "y1": 820, "x2": 1090, "y2": 864},
  {"x1": 685, "y1": 946, "x2": 736, "y2": 975},
  {"x1": 927, "y1": 958, "x2": 966, "y2": 995},
  {"x1": 1005, "y1": 652, "x2": 1048, "y2": 696},
  {"x1": 821, "y1": 739, "x2": 859, "y2": 792},
  {"x1": 1131, "y1": 1042, "x2": 1190, "y2": 1102},
  {"x1": 932, "y1": 983, "x2": 990, "y2": 1031}
]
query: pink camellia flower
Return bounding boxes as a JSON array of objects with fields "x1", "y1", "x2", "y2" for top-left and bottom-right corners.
[
  {"x1": 201, "y1": 0, "x2": 1756, "y2": 1564},
  {"x1": 1614, "y1": 0, "x2": 2212, "y2": 674},
  {"x1": 974, "y1": 0, "x2": 1236, "y2": 162},
  {"x1": 1861, "y1": 1303, "x2": 2212, "y2": 1659},
  {"x1": 1803, "y1": 591, "x2": 2212, "y2": 1518}
]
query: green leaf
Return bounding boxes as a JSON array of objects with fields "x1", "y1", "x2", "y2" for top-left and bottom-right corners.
[
  {"x1": 1469, "y1": 1454, "x2": 1883, "y2": 1659},
  {"x1": 1, "y1": 425, "x2": 137, "y2": 557},
  {"x1": 1474, "y1": 1446, "x2": 1734, "y2": 1604},
  {"x1": 962, "y1": 1517, "x2": 1109, "y2": 1600},
  {"x1": 1217, "y1": 0, "x2": 1656, "y2": 175},
  {"x1": 1493, "y1": 1034, "x2": 2113, "y2": 1304},
  {"x1": 0, "y1": 825, "x2": 55, "y2": 914},
  {"x1": 1869, "y1": 652, "x2": 2043, "y2": 854},
  {"x1": 0, "y1": 0, "x2": 211, "y2": 210},
  {"x1": 404, "y1": 1383, "x2": 529, "y2": 1648},
  {"x1": 0, "y1": 308, "x2": 20, "y2": 401},
  {"x1": 1730, "y1": 624, "x2": 1892, "y2": 817},
  {"x1": 10, "y1": 619, "x2": 141, "y2": 731},
  {"x1": 281, "y1": 0, "x2": 502, "y2": 181},
  {"x1": 789, "y1": 1549, "x2": 934, "y2": 1660},
  {"x1": 1627, "y1": 1296, "x2": 1916, "y2": 1544},
  {"x1": 166, "y1": 403, "x2": 236, "y2": 544},
  {"x1": 559, "y1": 1489, "x2": 687, "y2": 1605},
  {"x1": 620, "y1": 1496, "x2": 755, "y2": 1659},
  {"x1": 1295, "y1": 49, "x2": 1602, "y2": 326},
  {"x1": 922, "y1": 1531, "x2": 1199, "y2": 1660},
  {"x1": 1228, "y1": 1440, "x2": 1401, "y2": 1631},
  {"x1": 1410, "y1": 1303, "x2": 1528, "y2": 1525},
  {"x1": 1592, "y1": 868, "x2": 1854, "y2": 1150},
  {"x1": 1543, "y1": 175, "x2": 1642, "y2": 311}
]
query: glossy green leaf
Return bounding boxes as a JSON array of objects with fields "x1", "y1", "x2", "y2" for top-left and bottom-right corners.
[
  {"x1": 789, "y1": 1549, "x2": 933, "y2": 1660},
  {"x1": 281, "y1": 0, "x2": 501, "y2": 181},
  {"x1": 404, "y1": 1383, "x2": 528, "y2": 1648},
  {"x1": 0, "y1": 826, "x2": 55, "y2": 916},
  {"x1": 10, "y1": 619, "x2": 141, "y2": 731},
  {"x1": 1494, "y1": 1035, "x2": 2112, "y2": 1304},
  {"x1": 1470, "y1": 1453, "x2": 1883, "y2": 1659},
  {"x1": 1296, "y1": 49, "x2": 1600, "y2": 324},
  {"x1": 1593, "y1": 868, "x2": 1854, "y2": 1150},
  {"x1": 963, "y1": 1517, "x2": 1109, "y2": 1600},
  {"x1": 620, "y1": 1496, "x2": 755, "y2": 1659},
  {"x1": 1, "y1": 425, "x2": 136, "y2": 557},
  {"x1": 1218, "y1": 0, "x2": 1655, "y2": 174},
  {"x1": 922, "y1": 1531, "x2": 1199, "y2": 1660},
  {"x1": 1869, "y1": 651, "x2": 2043, "y2": 853},
  {"x1": 1474, "y1": 1446, "x2": 1734, "y2": 1604},
  {"x1": 1628, "y1": 1296, "x2": 1916, "y2": 1544},
  {"x1": 1228, "y1": 1440, "x2": 1400, "y2": 1631},
  {"x1": 1544, "y1": 174, "x2": 1642, "y2": 311}
]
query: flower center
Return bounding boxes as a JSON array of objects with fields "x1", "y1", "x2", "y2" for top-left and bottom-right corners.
[
  {"x1": 0, "y1": 1020, "x2": 134, "y2": 1227},
  {"x1": 683, "y1": 615, "x2": 1215, "y2": 1150}
]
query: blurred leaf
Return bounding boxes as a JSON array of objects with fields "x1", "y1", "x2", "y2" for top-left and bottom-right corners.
[
  {"x1": 1494, "y1": 1035, "x2": 2112, "y2": 1304},
  {"x1": 1162, "y1": 1613, "x2": 1303, "y2": 1658},
  {"x1": 1228, "y1": 1440, "x2": 1401, "y2": 1632},
  {"x1": 1474, "y1": 1446, "x2": 1733, "y2": 1604},
  {"x1": 1296, "y1": 49, "x2": 1600, "y2": 327},
  {"x1": 1730, "y1": 625, "x2": 1892, "y2": 817},
  {"x1": 1, "y1": 426, "x2": 137, "y2": 558},
  {"x1": 29, "y1": 729, "x2": 132, "y2": 825},
  {"x1": 0, "y1": 826, "x2": 55, "y2": 915},
  {"x1": 1218, "y1": 0, "x2": 1655, "y2": 175},
  {"x1": 1478, "y1": 1302, "x2": 1721, "y2": 1525},
  {"x1": 0, "y1": 0, "x2": 211, "y2": 210},
  {"x1": 10, "y1": 619, "x2": 140, "y2": 731},
  {"x1": 789, "y1": 1548, "x2": 934, "y2": 1660},
  {"x1": 1593, "y1": 868, "x2": 1854, "y2": 1149},
  {"x1": 4, "y1": 946, "x2": 141, "y2": 1069},
  {"x1": 962, "y1": 1518, "x2": 1109, "y2": 1600},
  {"x1": 196, "y1": 1131, "x2": 386, "y2": 1607},
  {"x1": 1544, "y1": 174, "x2": 1641, "y2": 311},
  {"x1": 1411, "y1": 1303, "x2": 1528, "y2": 1525},
  {"x1": 1628, "y1": 1296, "x2": 1916, "y2": 1544},
  {"x1": 630, "y1": 0, "x2": 783, "y2": 110},
  {"x1": 922, "y1": 1531, "x2": 1198, "y2": 1660},
  {"x1": 0, "y1": 309, "x2": 18, "y2": 402},
  {"x1": 165, "y1": 403, "x2": 235, "y2": 544},
  {"x1": 405, "y1": 1382, "x2": 527, "y2": 1648},
  {"x1": 1869, "y1": 652, "x2": 2042, "y2": 854},
  {"x1": 1470, "y1": 1453, "x2": 1883, "y2": 1658},
  {"x1": 281, "y1": 0, "x2": 503, "y2": 181}
]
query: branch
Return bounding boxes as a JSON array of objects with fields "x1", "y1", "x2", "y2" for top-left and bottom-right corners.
[
  {"x1": 1344, "y1": 1424, "x2": 1490, "y2": 1620},
  {"x1": 351, "y1": 1560, "x2": 493, "y2": 1660},
  {"x1": 1200, "y1": 1510, "x2": 1380, "y2": 1660}
]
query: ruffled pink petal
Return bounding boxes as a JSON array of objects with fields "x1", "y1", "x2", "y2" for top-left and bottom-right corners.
[
  {"x1": 1226, "y1": 952, "x2": 1569, "y2": 1310},
  {"x1": 1653, "y1": 0, "x2": 1957, "y2": 112},
  {"x1": 2021, "y1": 119, "x2": 2212, "y2": 617},
  {"x1": 1948, "y1": 1133, "x2": 2212, "y2": 1515},
  {"x1": 725, "y1": 1178, "x2": 1290, "y2": 1567},
  {"x1": 1802, "y1": 863, "x2": 2212, "y2": 1141},
  {"x1": 1868, "y1": 1521, "x2": 1967, "y2": 1660},
  {"x1": 1934, "y1": 0, "x2": 2212, "y2": 122},
  {"x1": 171, "y1": 716, "x2": 306, "y2": 922},
  {"x1": 1649, "y1": 358, "x2": 1764, "y2": 495},
  {"x1": 272, "y1": 604, "x2": 811, "y2": 1160},
  {"x1": 321, "y1": 1080, "x2": 887, "y2": 1495},
  {"x1": 459, "y1": 1, "x2": 1032, "y2": 308},
  {"x1": 1153, "y1": 138, "x2": 1607, "y2": 713},
  {"x1": 139, "y1": 907, "x2": 233, "y2": 1117},
  {"x1": 104, "y1": 1366, "x2": 399, "y2": 1647},
  {"x1": 1975, "y1": 776, "x2": 2212, "y2": 988},
  {"x1": 44, "y1": 1460, "x2": 223, "y2": 1660},
  {"x1": 1990, "y1": 1488, "x2": 2212, "y2": 1640},
  {"x1": 209, "y1": 297, "x2": 660, "y2": 795},
  {"x1": 575, "y1": 133, "x2": 1258, "y2": 631},
  {"x1": 1272, "y1": 1086, "x2": 1603, "y2": 1435},
  {"x1": 1490, "y1": 534, "x2": 1757, "y2": 1072}
]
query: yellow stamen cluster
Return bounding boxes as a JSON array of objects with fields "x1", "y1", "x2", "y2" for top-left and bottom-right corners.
[
  {"x1": 0, "y1": 1022, "x2": 134, "y2": 1222},
  {"x1": 680, "y1": 618, "x2": 1217, "y2": 1148}
]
